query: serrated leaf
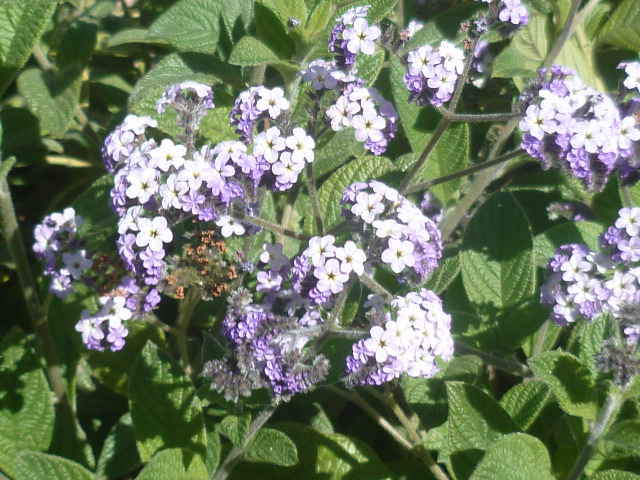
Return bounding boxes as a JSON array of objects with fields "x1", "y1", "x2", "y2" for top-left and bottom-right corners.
[
  {"x1": 468, "y1": 433, "x2": 554, "y2": 480},
  {"x1": 149, "y1": 0, "x2": 221, "y2": 54},
  {"x1": 229, "y1": 36, "x2": 287, "y2": 66},
  {"x1": 461, "y1": 192, "x2": 535, "y2": 317},
  {"x1": 598, "y1": 420, "x2": 640, "y2": 459},
  {"x1": 129, "y1": 342, "x2": 207, "y2": 462},
  {"x1": 311, "y1": 155, "x2": 395, "y2": 232},
  {"x1": 598, "y1": 0, "x2": 640, "y2": 52},
  {"x1": 219, "y1": 414, "x2": 250, "y2": 447},
  {"x1": 528, "y1": 350, "x2": 597, "y2": 420},
  {"x1": 96, "y1": 413, "x2": 141, "y2": 479},
  {"x1": 0, "y1": 328, "x2": 55, "y2": 478},
  {"x1": 0, "y1": 1, "x2": 57, "y2": 95},
  {"x1": 499, "y1": 381, "x2": 551, "y2": 430},
  {"x1": 244, "y1": 428, "x2": 298, "y2": 466},
  {"x1": 312, "y1": 129, "x2": 365, "y2": 179},
  {"x1": 590, "y1": 470, "x2": 640, "y2": 480},
  {"x1": 136, "y1": 448, "x2": 208, "y2": 480},
  {"x1": 446, "y1": 381, "x2": 519, "y2": 479},
  {"x1": 17, "y1": 66, "x2": 83, "y2": 138},
  {"x1": 533, "y1": 221, "x2": 603, "y2": 267},
  {"x1": 356, "y1": 48, "x2": 385, "y2": 86},
  {"x1": 14, "y1": 451, "x2": 95, "y2": 480}
]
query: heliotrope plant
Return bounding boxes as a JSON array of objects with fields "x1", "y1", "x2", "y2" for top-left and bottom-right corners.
[{"x1": 10, "y1": 1, "x2": 640, "y2": 479}]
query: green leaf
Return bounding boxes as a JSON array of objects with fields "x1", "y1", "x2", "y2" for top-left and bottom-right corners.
[
  {"x1": 422, "y1": 249, "x2": 460, "y2": 295},
  {"x1": 461, "y1": 191, "x2": 535, "y2": 316},
  {"x1": 446, "y1": 381, "x2": 519, "y2": 479},
  {"x1": 499, "y1": 381, "x2": 551, "y2": 430},
  {"x1": 220, "y1": 0, "x2": 253, "y2": 40},
  {"x1": 0, "y1": 328, "x2": 55, "y2": 479},
  {"x1": 255, "y1": 3, "x2": 296, "y2": 60},
  {"x1": 498, "y1": 300, "x2": 548, "y2": 353},
  {"x1": 149, "y1": 0, "x2": 221, "y2": 54},
  {"x1": 136, "y1": 448, "x2": 208, "y2": 480},
  {"x1": 528, "y1": 351, "x2": 598, "y2": 420},
  {"x1": 199, "y1": 107, "x2": 237, "y2": 145},
  {"x1": 305, "y1": 0, "x2": 333, "y2": 37},
  {"x1": 590, "y1": 470, "x2": 640, "y2": 480},
  {"x1": 468, "y1": 433, "x2": 554, "y2": 480},
  {"x1": 0, "y1": 1, "x2": 57, "y2": 95},
  {"x1": 244, "y1": 428, "x2": 298, "y2": 466},
  {"x1": 57, "y1": 20, "x2": 98, "y2": 69},
  {"x1": 356, "y1": 48, "x2": 385, "y2": 86},
  {"x1": 310, "y1": 155, "x2": 395, "y2": 232},
  {"x1": 14, "y1": 451, "x2": 95, "y2": 480},
  {"x1": 129, "y1": 342, "x2": 207, "y2": 462},
  {"x1": 567, "y1": 315, "x2": 619, "y2": 375},
  {"x1": 360, "y1": 0, "x2": 397, "y2": 23},
  {"x1": 17, "y1": 66, "x2": 83, "y2": 138},
  {"x1": 598, "y1": 0, "x2": 640, "y2": 52},
  {"x1": 204, "y1": 430, "x2": 221, "y2": 475},
  {"x1": 533, "y1": 221, "x2": 603, "y2": 267},
  {"x1": 312, "y1": 129, "x2": 366, "y2": 179},
  {"x1": 257, "y1": 0, "x2": 307, "y2": 28},
  {"x1": 219, "y1": 414, "x2": 250, "y2": 447},
  {"x1": 229, "y1": 36, "x2": 288, "y2": 66},
  {"x1": 96, "y1": 413, "x2": 141, "y2": 479},
  {"x1": 598, "y1": 420, "x2": 640, "y2": 459}
]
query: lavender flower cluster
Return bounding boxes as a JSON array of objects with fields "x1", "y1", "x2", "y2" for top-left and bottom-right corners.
[
  {"x1": 203, "y1": 287, "x2": 330, "y2": 403},
  {"x1": 618, "y1": 61, "x2": 640, "y2": 95},
  {"x1": 476, "y1": 0, "x2": 529, "y2": 35},
  {"x1": 341, "y1": 180, "x2": 442, "y2": 284},
  {"x1": 33, "y1": 208, "x2": 91, "y2": 299},
  {"x1": 328, "y1": 6, "x2": 380, "y2": 71},
  {"x1": 345, "y1": 289, "x2": 454, "y2": 386},
  {"x1": 519, "y1": 66, "x2": 640, "y2": 191},
  {"x1": 403, "y1": 41, "x2": 465, "y2": 107},
  {"x1": 541, "y1": 207, "x2": 640, "y2": 345}
]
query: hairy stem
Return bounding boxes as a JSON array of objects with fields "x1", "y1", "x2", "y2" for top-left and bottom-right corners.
[
  {"x1": 176, "y1": 288, "x2": 199, "y2": 377},
  {"x1": 305, "y1": 162, "x2": 324, "y2": 235},
  {"x1": 566, "y1": 393, "x2": 623, "y2": 480},
  {"x1": 440, "y1": 110, "x2": 523, "y2": 123},
  {"x1": 240, "y1": 214, "x2": 311, "y2": 242},
  {"x1": 358, "y1": 275, "x2": 393, "y2": 302},
  {"x1": 329, "y1": 386, "x2": 414, "y2": 450},
  {"x1": 543, "y1": 0, "x2": 582, "y2": 69},
  {"x1": 405, "y1": 148, "x2": 525, "y2": 195},
  {"x1": 455, "y1": 342, "x2": 533, "y2": 377},
  {"x1": 211, "y1": 405, "x2": 277, "y2": 480}
]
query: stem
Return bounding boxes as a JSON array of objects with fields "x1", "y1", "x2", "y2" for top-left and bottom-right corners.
[
  {"x1": 326, "y1": 283, "x2": 353, "y2": 329},
  {"x1": 454, "y1": 342, "x2": 533, "y2": 378},
  {"x1": 405, "y1": 148, "x2": 525, "y2": 195},
  {"x1": 0, "y1": 158, "x2": 69, "y2": 408},
  {"x1": 241, "y1": 214, "x2": 311, "y2": 242},
  {"x1": 144, "y1": 313, "x2": 178, "y2": 336},
  {"x1": 566, "y1": 393, "x2": 623, "y2": 480},
  {"x1": 176, "y1": 288, "x2": 199, "y2": 377},
  {"x1": 620, "y1": 181, "x2": 633, "y2": 208},
  {"x1": 448, "y1": 37, "x2": 478, "y2": 114},
  {"x1": 305, "y1": 162, "x2": 324, "y2": 235},
  {"x1": 543, "y1": 0, "x2": 582, "y2": 69},
  {"x1": 329, "y1": 386, "x2": 414, "y2": 450},
  {"x1": 211, "y1": 405, "x2": 277, "y2": 480},
  {"x1": 358, "y1": 275, "x2": 393, "y2": 302},
  {"x1": 398, "y1": 118, "x2": 452, "y2": 193},
  {"x1": 439, "y1": 110, "x2": 523, "y2": 123},
  {"x1": 532, "y1": 321, "x2": 550, "y2": 357},
  {"x1": 276, "y1": 202, "x2": 294, "y2": 247},
  {"x1": 383, "y1": 386, "x2": 451, "y2": 480}
]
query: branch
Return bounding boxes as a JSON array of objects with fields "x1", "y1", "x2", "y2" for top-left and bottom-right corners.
[
  {"x1": 240, "y1": 214, "x2": 311, "y2": 242},
  {"x1": 305, "y1": 162, "x2": 324, "y2": 235},
  {"x1": 454, "y1": 342, "x2": 533, "y2": 378}
]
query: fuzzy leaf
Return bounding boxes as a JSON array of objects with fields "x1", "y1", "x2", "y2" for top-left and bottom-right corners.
[
  {"x1": 96, "y1": 413, "x2": 141, "y2": 479},
  {"x1": 149, "y1": 0, "x2": 221, "y2": 54},
  {"x1": 219, "y1": 414, "x2": 251, "y2": 448},
  {"x1": 129, "y1": 342, "x2": 207, "y2": 462},
  {"x1": 136, "y1": 448, "x2": 208, "y2": 480},
  {"x1": 0, "y1": 1, "x2": 57, "y2": 95},
  {"x1": 244, "y1": 428, "x2": 298, "y2": 466},
  {"x1": 422, "y1": 250, "x2": 460, "y2": 295},
  {"x1": 499, "y1": 381, "x2": 551, "y2": 430},
  {"x1": 312, "y1": 129, "x2": 366, "y2": 179},
  {"x1": 590, "y1": 471, "x2": 640, "y2": 480},
  {"x1": 533, "y1": 221, "x2": 603, "y2": 267},
  {"x1": 528, "y1": 351, "x2": 598, "y2": 420},
  {"x1": 15, "y1": 452, "x2": 95, "y2": 480},
  {"x1": 229, "y1": 36, "x2": 288, "y2": 66},
  {"x1": 598, "y1": 420, "x2": 640, "y2": 459},
  {"x1": 468, "y1": 433, "x2": 554, "y2": 480},
  {"x1": 598, "y1": 0, "x2": 640, "y2": 52}
]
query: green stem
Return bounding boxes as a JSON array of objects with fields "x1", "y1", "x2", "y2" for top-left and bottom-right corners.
[
  {"x1": 329, "y1": 386, "x2": 414, "y2": 450},
  {"x1": 404, "y1": 148, "x2": 525, "y2": 195},
  {"x1": 240, "y1": 214, "x2": 311, "y2": 242},
  {"x1": 454, "y1": 342, "x2": 533, "y2": 378},
  {"x1": 439, "y1": 110, "x2": 523, "y2": 123},
  {"x1": 543, "y1": 0, "x2": 582, "y2": 69},
  {"x1": 358, "y1": 275, "x2": 393, "y2": 302},
  {"x1": 176, "y1": 288, "x2": 199, "y2": 377},
  {"x1": 532, "y1": 321, "x2": 550, "y2": 357},
  {"x1": 566, "y1": 393, "x2": 623, "y2": 480},
  {"x1": 305, "y1": 162, "x2": 324, "y2": 235},
  {"x1": 211, "y1": 405, "x2": 277, "y2": 480},
  {"x1": 620, "y1": 181, "x2": 633, "y2": 208}
]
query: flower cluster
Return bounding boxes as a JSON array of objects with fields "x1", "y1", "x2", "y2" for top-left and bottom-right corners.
[
  {"x1": 33, "y1": 208, "x2": 91, "y2": 299},
  {"x1": 345, "y1": 289, "x2": 454, "y2": 386},
  {"x1": 341, "y1": 181, "x2": 442, "y2": 284},
  {"x1": 476, "y1": 0, "x2": 529, "y2": 35},
  {"x1": 403, "y1": 41, "x2": 465, "y2": 107},
  {"x1": 618, "y1": 61, "x2": 640, "y2": 95},
  {"x1": 328, "y1": 6, "x2": 380, "y2": 71},
  {"x1": 519, "y1": 66, "x2": 640, "y2": 191},
  {"x1": 229, "y1": 86, "x2": 289, "y2": 142},
  {"x1": 541, "y1": 207, "x2": 640, "y2": 346},
  {"x1": 156, "y1": 81, "x2": 214, "y2": 144},
  {"x1": 202, "y1": 285, "x2": 331, "y2": 403}
]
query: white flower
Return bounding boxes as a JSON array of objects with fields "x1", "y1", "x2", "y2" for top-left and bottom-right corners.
[
  {"x1": 159, "y1": 174, "x2": 189, "y2": 210},
  {"x1": 335, "y1": 240, "x2": 366, "y2": 276},
  {"x1": 272, "y1": 151, "x2": 304, "y2": 185},
  {"x1": 342, "y1": 17, "x2": 380, "y2": 55},
  {"x1": 151, "y1": 139, "x2": 187, "y2": 172},
  {"x1": 352, "y1": 107, "x2": 385, "y2": 142},
  {"x1": 327, "y1": 96, "x2": 359, "y2": 131},
  {"x1": 256, "y1": 87, "x2": 289, "y2": 118},
  {"x1": 135, "y1": 216, "x2": 173, "y2": 251},
  {"x1": 125, "y1": 168, "x2": 159, "y2": 204},
  {"x1": 61, "y1": 250, "x2": 92, "y2": 279},
  {"x1": 98, "y1": 295, "x2": 133, "y2": 328},
  {"x1": 622, "y1": 61, "x2": 640, "y2": 92},
  {"x1": 215, "y1": 215, "x2": 245, "y2": 237},
  {"x1": 372, "y1": 219, "x2": 403, "y2": 239},
  {"x1": 364, "y1": 325, "x2": 398, "y2": 363},
  {"x1": 616, "y1": 207, "x2": 640, "y2": 236},
  {"x1": 286, "y1": 128, "x2": 315, "y2": 163},
  {"x1": 351, "y1": 191, "x2": 384, "y2": 223},
  {"x1": 305, "y1": 235, "x2": 336, "y2": 266},
  {"x1": 253, "y1": 126, "x2": 286, "y2": 163},
  {"x1": 519, "y1": 105, "x2": 557, "y2": 140},
  {"x1": 381, "y1": 238, "x2": 415, "y2": 273},
  {"x1": 314, "y1": 258, "x2": 349, "y2": 294}
]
